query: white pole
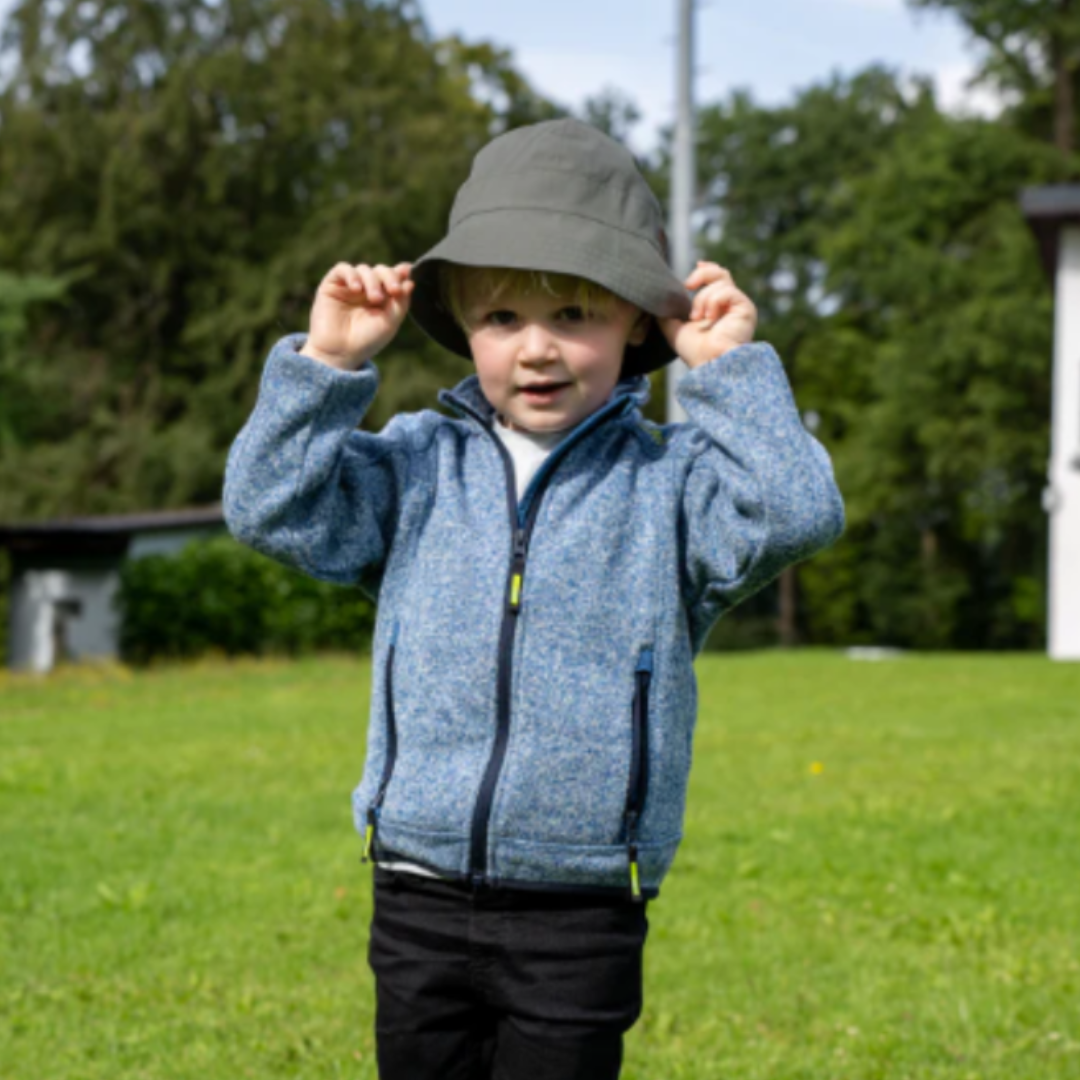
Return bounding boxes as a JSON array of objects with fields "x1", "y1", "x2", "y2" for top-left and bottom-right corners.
[
  {"x1": 1047, "y1": 225, "x2": 1080, "y2": 659},
  {"x1": 666, "y1": 0, "x2": 696, "y2": 424}
]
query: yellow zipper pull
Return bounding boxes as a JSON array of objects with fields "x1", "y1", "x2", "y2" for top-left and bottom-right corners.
[
  {"x1": 508, "y1": 528, "x2": 527, "y2": 613},
  {"x1": 362, "y1": 808, "x2": 376, "y2": 863}
]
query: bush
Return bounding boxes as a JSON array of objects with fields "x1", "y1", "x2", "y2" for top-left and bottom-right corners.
[
  {"x1": 0, "y1": 546, "x2": 10, "y2": 664},
  {"x1": 116, "y1": 536, "x2": 375, "y2": 664}
]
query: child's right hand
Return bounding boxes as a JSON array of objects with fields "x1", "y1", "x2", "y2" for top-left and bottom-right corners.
[{"x1": 300, "y1": 262, "x2": 414, "y2": 371}]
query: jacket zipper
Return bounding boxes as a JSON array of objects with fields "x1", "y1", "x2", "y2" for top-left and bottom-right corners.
[
  {"x1": 466, "y1": 395, "x2": 634, "y2": 888},
  {"x1": 362, "y1": 624, "x2": 399, "y2": 862},
  {"x1": 468, "y1": 440, "x2": 527, "y2": 886},
  {"x1": 624, "y1": 647, "x2": 654, "y2": 901}
]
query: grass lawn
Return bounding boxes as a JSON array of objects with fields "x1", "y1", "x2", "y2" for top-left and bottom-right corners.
[{"x1": 1, "y1": 651, "x2": 1079, "y2": 1079}]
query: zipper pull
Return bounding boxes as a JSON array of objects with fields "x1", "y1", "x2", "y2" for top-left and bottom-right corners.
[
  {"x1": 362, "y1": 806, "x2": 377, "y2": 863},
  {"x1": 626, "y1": 810, "x2": 643, "y2": 902},
  {"x1": 628, "y1": 843, "x2": 642, "y2": 902},
  {"x1": 508, "y1": 528, "x2": 527, "y2": 613}
]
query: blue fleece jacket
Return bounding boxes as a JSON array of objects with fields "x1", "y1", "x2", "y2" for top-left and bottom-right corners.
[{"x1": 223, "y1": 332, "x2": 845, "y2": 899}]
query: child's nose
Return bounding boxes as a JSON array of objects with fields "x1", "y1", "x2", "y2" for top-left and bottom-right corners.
[{"x1": 517, "y1": 322, "x2": 559, "y2": 363}]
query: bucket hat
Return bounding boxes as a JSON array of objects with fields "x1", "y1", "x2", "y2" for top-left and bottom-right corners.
[{"x1": 409, "y1": 118, "x2": 692, "y2": 378}]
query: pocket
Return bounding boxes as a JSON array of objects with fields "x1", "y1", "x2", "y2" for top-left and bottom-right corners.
[
  {"x1": 362, "y1": 623, "x2": 399, "y2": 862},
  {"x1": 622, "y1": 647, "x2": 653, "y2": 902}
]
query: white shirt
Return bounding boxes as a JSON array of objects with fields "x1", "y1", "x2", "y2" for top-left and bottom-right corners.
[
  {"x1": 493, "y1": 416, "x2": 569, "y2": 498},
  {"x1": 376, "y1": 416, "x2": 572, "y2": 881}
]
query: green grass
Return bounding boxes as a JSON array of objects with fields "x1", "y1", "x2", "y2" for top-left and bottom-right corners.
[{"x1": 2, "y1": 651, "x2": 1079, "y2": 1079}]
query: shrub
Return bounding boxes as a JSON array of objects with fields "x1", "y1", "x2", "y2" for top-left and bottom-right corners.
[
  {"x1": 0, "y1": 547, "x2": 9, "y2": 664},
  {"x1": 116, "y1": 535, "x2": 374, "y2": 664}
]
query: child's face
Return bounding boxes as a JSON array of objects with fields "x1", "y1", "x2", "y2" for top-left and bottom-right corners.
[{"x1": 463, "y1": 287, "x2": 648, "y2": 434}]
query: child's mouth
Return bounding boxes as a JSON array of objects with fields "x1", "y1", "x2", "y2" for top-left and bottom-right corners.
[{"x1": 520, "y1": 382, "x2": 570, "y2": 403}]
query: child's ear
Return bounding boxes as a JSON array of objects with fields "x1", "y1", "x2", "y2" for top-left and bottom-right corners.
[{"x1": 627, "y1": 310, "x2": 651, "y2": 347}]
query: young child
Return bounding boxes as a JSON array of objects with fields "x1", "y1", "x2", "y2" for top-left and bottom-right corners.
[{"x1": 223, "y1": 118, "x2": 844, "y2": 1080}]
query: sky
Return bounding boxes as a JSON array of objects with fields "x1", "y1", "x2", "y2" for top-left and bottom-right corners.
[{"x1": 421, "y1": 0, "x2": 1000, "y2": 150}]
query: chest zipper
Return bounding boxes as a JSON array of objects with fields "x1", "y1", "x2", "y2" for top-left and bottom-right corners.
[
  {"x1": 441, "y1": 391, "x2": 634, "y2": 889},
  {"x1": 624, "y1": 648, "x2": 654, "y2": 901},
  {"x1": 468, "y1": 447, "x2": 530, "y2": 886},
  {"x1": 362, "y1": 629, "x2": 399, "y2": 863}
]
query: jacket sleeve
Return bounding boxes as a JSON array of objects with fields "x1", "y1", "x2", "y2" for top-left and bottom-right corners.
[
  {"x1": 222, "y1": 332, "x2": 422, "y2": 590},
  {"x1": 674, "y1": 342, "x2": 845, "y2": 651}
]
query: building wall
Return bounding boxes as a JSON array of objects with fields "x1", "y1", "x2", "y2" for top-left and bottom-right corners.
[
  {"x1": 1049, "y1": 226, "x2": 1080, "y2": 660},
  {"x1": 6, "y1": 523, "x2": 226, "y2": 671},
  {"x1": 9, "y1": 566, "x2": 120, "y2": 672},
  {"x1": 127, "y1": 525, "x2": 222, "y2": 560}
]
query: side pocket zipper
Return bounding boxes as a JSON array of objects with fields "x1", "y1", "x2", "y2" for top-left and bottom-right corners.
[
  {"x1": 362, "y1": 625, "x2": 399, "y2": 862},
  {"x1": 623, "y1": 647, "x2": 653, "y2": 902}
]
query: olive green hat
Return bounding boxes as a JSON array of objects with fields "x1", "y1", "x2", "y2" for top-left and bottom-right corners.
[{"x1": 408, "y1": 118, "x2": 692, "y2": 378}]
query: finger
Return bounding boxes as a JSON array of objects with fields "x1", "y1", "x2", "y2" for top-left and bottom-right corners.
[
  {"x1": 388, "y1": 288, "x2": 414, "y2": 317},
  {"x1": 684, "y1": 261, "x2": 723, "y2": 288},
  {"x1": 705, "y1": 287, "x2": 741, "y2": 323},
  {"x1": 357, "y1": 264, "x2": 385, "y2": 304},
  {"x1": 690, "y1": 283, "x2": 738, "y2": 321},
  {"x1": 325, "y1": 262, "x2": 360, "y2": 291},
  {"x1": 374, "y1": 263, "x2": 403, "y2": 297},
  {"x1": 685, "y1": 264, "x2": 735, "y2": 295},
  {"x1": 392, "y1": 263, "x2": 416, "y2": 296},
  {"x1": 347, "y1": 264, "x2": 368, "y2": 292}
]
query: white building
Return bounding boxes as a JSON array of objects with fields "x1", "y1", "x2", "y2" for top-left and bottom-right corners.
[
  {"x1": 0, "y1": 505, "x2": 224, "y2": 672},
  {"x1": 1022, "y1": 185, "x2": 1080, "y2": 661}
]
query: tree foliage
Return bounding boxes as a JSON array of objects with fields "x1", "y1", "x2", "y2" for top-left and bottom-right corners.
[
  {"x1": 906, "y1": 0, "x2": 1080, "y2": 155},
  {"x1": 802, "y1": 108, "x2": 1065, "y2": 647},
  {"x1": 0, "y1": 0, "x2": 555, "y2": 520},
  {"x1": 0, "y1": 0, "x2": 1071, "y2": 651},
  {"x1": 688, "y1": 66, "x2": 1069, "y2": 647}
]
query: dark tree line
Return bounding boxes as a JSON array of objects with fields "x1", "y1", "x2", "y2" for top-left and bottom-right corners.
[{"x1": 0, "y1": 0, "x2": 1076, "y2": 650}]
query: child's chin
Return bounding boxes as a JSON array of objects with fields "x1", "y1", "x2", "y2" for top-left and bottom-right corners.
[{"x1": 507, "y1": 409, "x2": 577, "y2": 434}]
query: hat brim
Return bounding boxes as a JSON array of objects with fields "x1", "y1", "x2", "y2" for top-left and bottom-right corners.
[{"x1": 409, "y1": 208, "x2": 691, "y2": 378}]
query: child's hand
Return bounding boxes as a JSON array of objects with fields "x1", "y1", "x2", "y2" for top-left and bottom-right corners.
[
  {"x1": 300, "y1": 262, "x2": 414, "y2": 371},
  {"x1": 658, "y1": 262, "x2": 757, "y2": 369}
]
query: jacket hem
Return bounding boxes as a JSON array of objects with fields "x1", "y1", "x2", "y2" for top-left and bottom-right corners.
[{"x1": 367, "y1": 815, "x2": 679, "y2": 893}]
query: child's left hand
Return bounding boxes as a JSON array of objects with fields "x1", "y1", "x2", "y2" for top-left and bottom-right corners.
[{"x1": 659, "y1": 261, "x2": 758, "y2": 369}]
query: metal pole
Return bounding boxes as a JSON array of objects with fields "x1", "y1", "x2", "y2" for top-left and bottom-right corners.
[{"x1": 666, "y1": 0, "x2": 696, "y2": 424}]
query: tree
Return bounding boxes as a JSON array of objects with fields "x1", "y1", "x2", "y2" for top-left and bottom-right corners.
[
  {"x1": 685, "y1": 68, "x2": 931, "y2": 644},
  {"x1": 580, "y1": 87, "x2": 642, "y2": 146},
  {"x1": 0, "y1": 0, "x2": 556, "y2": 519},
  {"x1": 683, "y1": 65, "x2": 1068, "y2": 648},
  {"x1": 908, "y1": 0, "x2": 1080, "y2": 156},
  {"x1": 800, "y1": 105, "x2": 1067, "y2": 647},
  {"x1": 0, "y1": 270, "x2": 69, "y2": 464}
]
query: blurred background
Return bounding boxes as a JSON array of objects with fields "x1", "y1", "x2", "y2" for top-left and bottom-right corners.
[
  {"x1": 0, "y1": 0, "x2": 1075, "y2": 667},
  {"x1": 3, "y1": 8, "x2": 1080, "y2": 1078}
]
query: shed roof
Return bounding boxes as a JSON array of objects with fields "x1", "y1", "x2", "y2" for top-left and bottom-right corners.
[
  {"x1": 1021, "y1": 184, "x2": 1080, "y2": 278},
  {"x1": 0, "y1": 504, "x2": 225, "y2": 559}
]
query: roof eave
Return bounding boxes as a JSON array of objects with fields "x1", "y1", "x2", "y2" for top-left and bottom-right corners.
[{"x1": 1020, "y1": 184, "x2": 1080, "y2": 281}]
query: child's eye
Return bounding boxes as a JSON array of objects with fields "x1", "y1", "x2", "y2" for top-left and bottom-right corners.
[
  {"x1": 557, "y1": 305, "x2": 588, "y2": 323},
  {"x1": 484, "y1": 310, "x2": 517, "y2": 327}
]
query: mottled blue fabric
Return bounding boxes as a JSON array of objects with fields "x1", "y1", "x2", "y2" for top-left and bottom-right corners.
[{"x1": 223, "y1": 332, "x2": 845, "y2": 895}]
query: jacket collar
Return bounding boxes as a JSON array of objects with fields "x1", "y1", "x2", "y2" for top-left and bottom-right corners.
[{"x1": 438, "y1": 372, "x2": 652, "y2": 431}]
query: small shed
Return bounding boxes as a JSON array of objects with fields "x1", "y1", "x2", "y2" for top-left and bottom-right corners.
[{"x1": 0, "y1": 505, "x2": 225, "y2": 672}]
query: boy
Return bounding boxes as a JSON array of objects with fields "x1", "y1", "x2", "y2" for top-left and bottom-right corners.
[{"x1": 223, "y1": 118, "x2": 844, "y2": 1079}]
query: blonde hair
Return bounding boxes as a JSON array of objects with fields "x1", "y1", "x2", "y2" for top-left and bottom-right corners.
[{"x1": 439, "y1": 264, "x2": 625, "y2": 331}]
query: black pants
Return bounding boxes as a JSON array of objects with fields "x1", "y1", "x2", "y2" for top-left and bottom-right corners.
[{"x1": 368, "y1": 866, "x2": 650, "y2": 1080}]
